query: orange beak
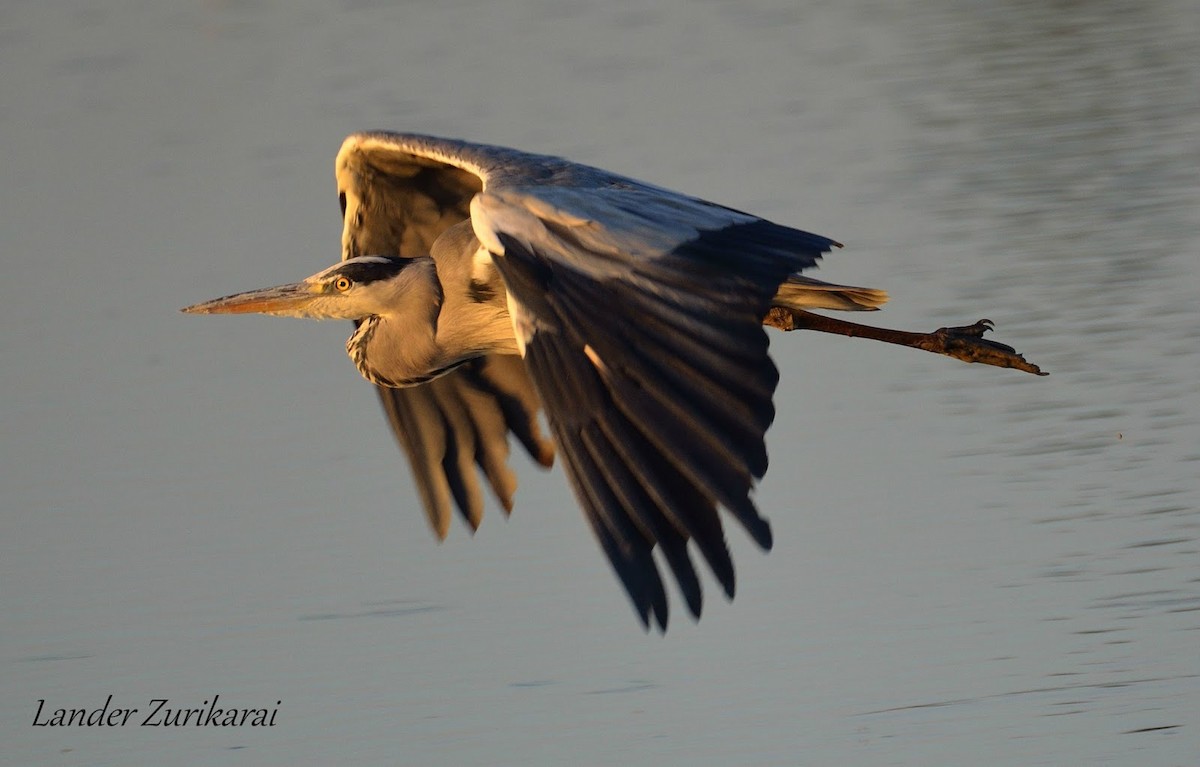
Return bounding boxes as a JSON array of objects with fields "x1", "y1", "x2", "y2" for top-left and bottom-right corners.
[{"x1": 181, "y1": 282, "x2": 318, "y2": 317}]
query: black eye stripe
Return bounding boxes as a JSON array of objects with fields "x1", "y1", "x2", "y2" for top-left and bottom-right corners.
[{"x1": 334, "y1": 258, "x2": 408, "y2": 285}]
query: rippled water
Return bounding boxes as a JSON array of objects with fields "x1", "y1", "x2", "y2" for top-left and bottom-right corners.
[{"x1": 2, "y1": 1, "x2": 1197, "y2": 765}]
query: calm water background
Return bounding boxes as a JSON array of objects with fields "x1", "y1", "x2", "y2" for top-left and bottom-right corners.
[{"x1": 3, "y1": 1, "x2": 1197, "y2": 764}]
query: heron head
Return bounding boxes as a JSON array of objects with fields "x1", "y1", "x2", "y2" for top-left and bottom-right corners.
[{"x1": 181, "y1": 256, "x2": 429, "y2": 320}]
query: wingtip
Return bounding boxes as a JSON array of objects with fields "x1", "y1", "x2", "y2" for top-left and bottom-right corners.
[
  {"x1": 646, "y1": 601, "x2": 669, "y2": 634},
  {"x1": 426, "y1": 504, "x2": 452, "y2": 542},
  {"x1": 499, "y1": 496, "x2": 515, "y2": 516},
  {"x1": 758, "y1": 519, "x2": 775, "y2": 551},
  {"x1": 721, "y1": 572, "x2": 736, "y2": 601}
]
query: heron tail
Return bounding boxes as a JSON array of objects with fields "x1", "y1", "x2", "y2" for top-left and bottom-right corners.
[{"x1": 771, "y1": 275, "x2": 889, "y2": 313}]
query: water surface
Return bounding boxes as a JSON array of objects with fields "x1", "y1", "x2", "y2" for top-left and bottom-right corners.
[{"x1": 2, "y1": 1, "x2": 1197, "y2": 764}]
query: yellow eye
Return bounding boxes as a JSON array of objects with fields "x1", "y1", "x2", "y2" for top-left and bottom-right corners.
[{"x1": 334, "y1": 276, "x2": 352, "y2": 292}]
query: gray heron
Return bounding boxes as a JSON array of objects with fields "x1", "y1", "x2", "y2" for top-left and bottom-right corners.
[{"x1": 183, "y1": 132, "x2": 1044, "y2": 629}]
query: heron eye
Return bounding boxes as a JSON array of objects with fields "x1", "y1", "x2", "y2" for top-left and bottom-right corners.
[{"x1": 334, "y1": 276, "x2": 353, "y2": 292}]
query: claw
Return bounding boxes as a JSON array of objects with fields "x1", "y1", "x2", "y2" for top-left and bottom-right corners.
[
  {"x1": 925, "y1": 321, "x2": 1042, "y2": 374},
  {"x1": 936, "y1": 319, "x2": 995, "y2": 339}
]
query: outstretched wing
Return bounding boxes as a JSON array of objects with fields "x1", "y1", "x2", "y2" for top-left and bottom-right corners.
[
  {"x1": 471, "y1": 187, "x2": 837, "y2": 629},
  {"x1": 336, "y1": 131, "x2": 838, "y2": 629},
  {"x1": 336, "y1": 134, "x2": 553, "y2": 539}
]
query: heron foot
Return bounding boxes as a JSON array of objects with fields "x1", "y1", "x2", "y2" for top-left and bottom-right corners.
[{"x1": 919, "y1": 319, "x2": 1047, "y2": 375}]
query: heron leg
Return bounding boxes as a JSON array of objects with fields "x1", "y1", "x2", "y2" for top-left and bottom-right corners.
[{"x1": 763, "y1": 308, "x2": 1046, "y2": 376}]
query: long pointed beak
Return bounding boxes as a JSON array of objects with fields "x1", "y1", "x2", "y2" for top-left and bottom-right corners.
[{"x1": 181, "y1": 282, "x2": 318, "y2": 316}]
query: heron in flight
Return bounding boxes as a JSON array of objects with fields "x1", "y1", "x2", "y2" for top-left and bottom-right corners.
[{"x1": 184, "y1": 132, "x2": 1044, "y2": 629}]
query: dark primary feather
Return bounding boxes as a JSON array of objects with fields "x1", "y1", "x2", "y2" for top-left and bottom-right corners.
[{"x1": 492, "y1": 220, "x2": 835, "y2": 629}]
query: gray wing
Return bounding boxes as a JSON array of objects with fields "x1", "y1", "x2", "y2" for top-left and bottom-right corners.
[
  {"x1": 472, "y1": 188, "x2": 837, "y2": 629},
  {"x1": 337, "y1": 134, "x2": 553, "y2": 539}
]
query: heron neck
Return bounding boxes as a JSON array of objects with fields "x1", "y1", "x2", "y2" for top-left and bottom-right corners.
[
  {"x1": 433, "y1": 270, "x2": 519, "y2": 361},
  {"x1": 345, "y1": 259, "x2": 443, "y2": 387},
  {"x1": 344, "y1": 256, "x2": 517, "y2": 388}
]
